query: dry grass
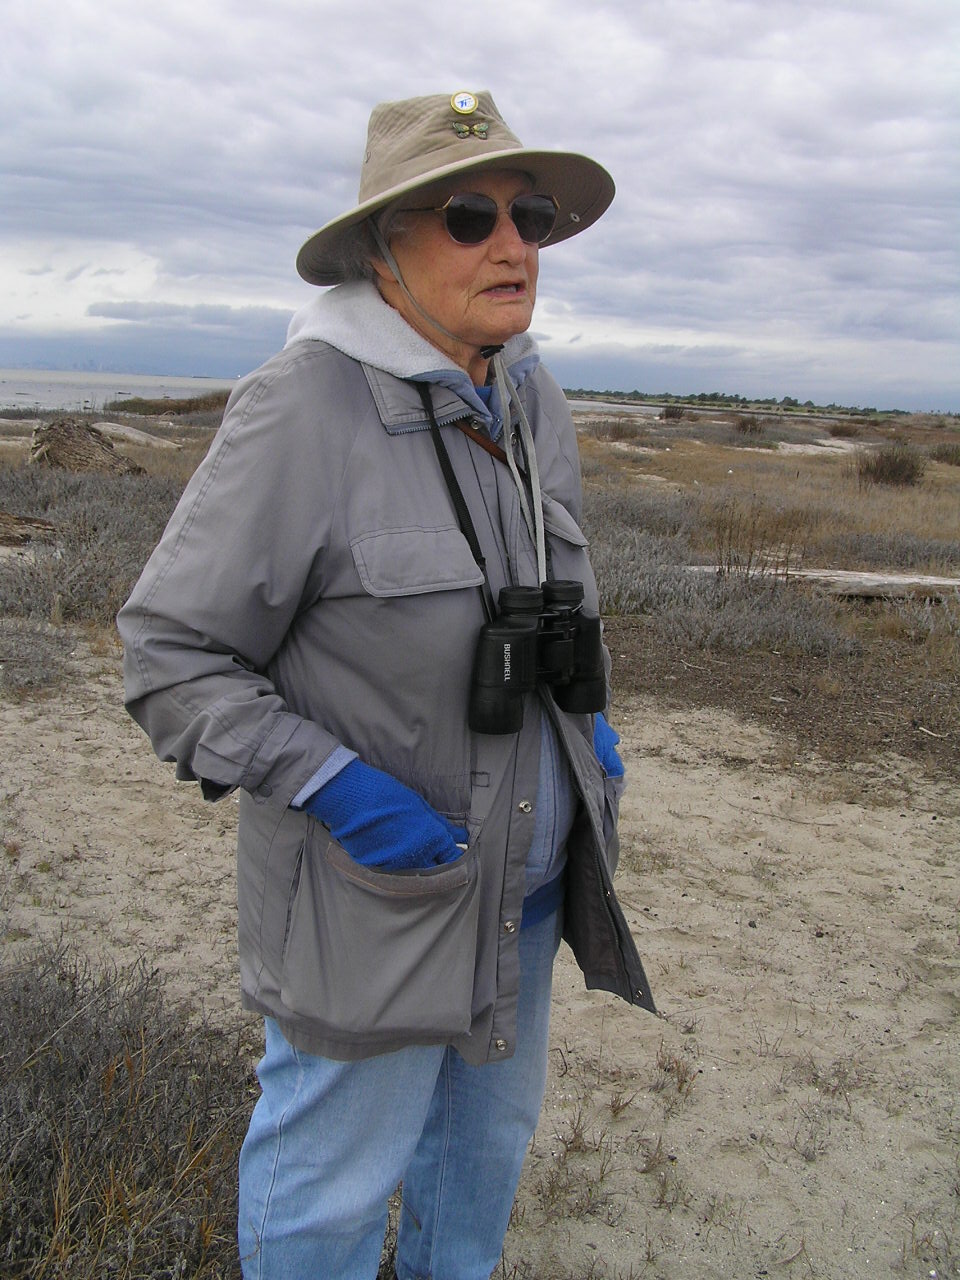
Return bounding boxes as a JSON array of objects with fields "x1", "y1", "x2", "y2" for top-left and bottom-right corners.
[
  {"x1": 0, "y1": 944, "x2": 255, "y2": 1279},
  {"x1": 580, "y1": 415, "x2": 960, "y2": 571},
  {"x1": 102, "y1": 392, "x2": 229, "y2": 420},
  {"x1": 578, "y1": 406, "x2": 960, "y2": 780},
  {"x1": 855, "y1": 442, "x2": 927, "y2": 487}
]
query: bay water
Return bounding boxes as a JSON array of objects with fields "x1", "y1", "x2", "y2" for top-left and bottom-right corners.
[{"x1": 0, "y1": 369, "x2": 237, "y2": 414}]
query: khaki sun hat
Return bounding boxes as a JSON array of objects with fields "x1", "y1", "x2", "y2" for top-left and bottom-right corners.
[{"x1": 296, "y1": 90, "x2": 615, "y2": 286}]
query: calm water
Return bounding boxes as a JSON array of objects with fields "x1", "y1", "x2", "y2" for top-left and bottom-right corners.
[
  {"x1": 0, "y1": 369, "x2": 237, "y2": 413},
  {"x1": 0, "y1": 371, "x2": 660, "y2": 417},
  {"x1": 565, "y1": 398, "x2": 662, "y2": 418}
]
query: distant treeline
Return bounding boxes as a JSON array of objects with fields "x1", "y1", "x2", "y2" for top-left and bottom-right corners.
[{"x1": 563, "y1": 388, "x2": 911, "y2": 416}]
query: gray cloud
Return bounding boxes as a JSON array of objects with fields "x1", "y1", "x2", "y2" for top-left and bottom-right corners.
[
  {"x1": 2, "y1": 0, "x2": 958, "y2": 409},
  {"x1": 86, "y1": 300, "x2": 290, "y2": 331}
]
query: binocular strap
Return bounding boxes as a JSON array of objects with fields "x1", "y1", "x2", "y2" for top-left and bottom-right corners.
[{"x1": 416, "y1": 382, "x2": 496, "y2": 623}]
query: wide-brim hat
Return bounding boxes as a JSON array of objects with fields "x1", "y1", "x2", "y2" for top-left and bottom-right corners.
[{"x1": 296, "y1": 90, "x2": 615, "y2": 286}]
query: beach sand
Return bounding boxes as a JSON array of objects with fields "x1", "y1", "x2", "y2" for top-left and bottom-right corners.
[{"x1": 2, "y1": 637, "x2": 957, "y2": 1278}]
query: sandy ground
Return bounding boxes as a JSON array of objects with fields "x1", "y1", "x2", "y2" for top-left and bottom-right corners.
[{"x1": 1, "y1": 638, "x2": 958, "y2": 1279}]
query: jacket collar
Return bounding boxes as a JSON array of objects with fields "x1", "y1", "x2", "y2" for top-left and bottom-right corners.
[{"x1": 284, "y1": 281, "x2": 540, "y2": 435}]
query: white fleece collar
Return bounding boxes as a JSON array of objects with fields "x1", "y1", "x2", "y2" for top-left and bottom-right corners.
[{"x1": 284, "y1": 281, "x2": 540, "y2": 421}]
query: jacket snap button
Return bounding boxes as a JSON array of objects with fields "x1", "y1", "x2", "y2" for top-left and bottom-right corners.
[
  {"x1": 503, "y1": 920, "x2": 516, "y2": 933},
  {"x1": 495, "y1": 1039, "x2": 508, "y2": 1052},
  {"x1": 517, "y1": 800, "x2": 532, "y2": 814}
]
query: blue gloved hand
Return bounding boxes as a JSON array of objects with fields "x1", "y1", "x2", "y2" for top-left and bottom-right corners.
[
  {"x1": 303, "y1": 759, "x2": 468, "y2": 870},
  {"x1": 593, "y1": 711, "x2": 625, "y2": 779}
]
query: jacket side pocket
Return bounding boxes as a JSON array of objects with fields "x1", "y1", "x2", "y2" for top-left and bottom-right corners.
[{"x1": 280, "y1": 826, "x2": 481, "y2": 1041}]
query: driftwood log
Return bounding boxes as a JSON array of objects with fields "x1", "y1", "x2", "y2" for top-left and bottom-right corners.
[
  {"x1": 687, "y1": 564, "x2": 960, "y2": 602},
  {"x1": 0, "y1": 511, "x2": 56, "y2": 547},
  {"x1": 30, "y1": 417, "x2": 144, "y2": 476}
]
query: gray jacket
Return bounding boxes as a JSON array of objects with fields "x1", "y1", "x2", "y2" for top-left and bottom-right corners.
[{"x1": 118, "y1": 283, "x2": 655, "y2": 1064}]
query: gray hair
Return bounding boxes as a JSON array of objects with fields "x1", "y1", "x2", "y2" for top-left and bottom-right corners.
[{"x1": 327, "y1": 204, "x2": 417, "y2": 282}]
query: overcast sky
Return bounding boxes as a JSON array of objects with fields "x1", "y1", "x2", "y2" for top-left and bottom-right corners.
[{"x1": 3, "y1": 0, "x2": 958, "y2": 410}]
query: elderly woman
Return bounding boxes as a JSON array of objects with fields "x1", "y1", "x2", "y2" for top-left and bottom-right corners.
[{"x1": 118, "y1": 90, "x2": 655, "y2": 1280}]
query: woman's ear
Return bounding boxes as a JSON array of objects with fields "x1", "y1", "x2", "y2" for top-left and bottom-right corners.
[{"x1": 370, "y1": 255, "x2": 395, "y2": 284}]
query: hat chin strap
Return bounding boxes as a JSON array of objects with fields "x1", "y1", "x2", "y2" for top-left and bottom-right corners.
[
  {"x1": 370, "y1": 221, "x2": 547, "y2": 586},
  {"x1": 370, "y1": 222, "x2": 470, "y2": 351}
]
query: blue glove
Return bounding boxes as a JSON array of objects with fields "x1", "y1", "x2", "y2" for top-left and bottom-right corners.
[
  {"x1": 593, "y1": 712, "x2": 625, "y2": 779},
  {"x1": 303, "y1": 759, "x2": 468, "y2": 870}
]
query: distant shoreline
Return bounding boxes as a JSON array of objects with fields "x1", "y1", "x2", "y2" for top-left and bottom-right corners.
[{"x1": 0, "y1": 368, "x2": 237, "y2": 414}]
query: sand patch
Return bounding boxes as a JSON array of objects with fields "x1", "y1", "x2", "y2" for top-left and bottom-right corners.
[{"x1": 1, "y1": 643, "x2": 957, "y2": 1278}]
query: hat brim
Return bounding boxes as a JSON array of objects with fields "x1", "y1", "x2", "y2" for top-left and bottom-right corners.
[{"x1": 296, "y1": 148, "x2": 614, "y2": 286}]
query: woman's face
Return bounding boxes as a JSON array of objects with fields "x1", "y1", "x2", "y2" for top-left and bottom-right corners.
[{"x1": 373, "y1": 170, "x2": 540, "y2": 384}]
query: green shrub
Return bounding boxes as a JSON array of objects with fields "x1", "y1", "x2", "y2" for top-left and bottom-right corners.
[{"x1": 659, "y1": 405, "x2": 685, "y2": 421}]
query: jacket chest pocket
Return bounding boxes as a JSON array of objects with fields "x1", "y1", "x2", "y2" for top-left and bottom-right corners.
[{"x1": 350, "y1": 524, "x2": 484, "y2": 597}]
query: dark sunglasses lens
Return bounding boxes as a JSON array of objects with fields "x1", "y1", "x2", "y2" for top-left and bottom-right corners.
[
  {"x1": 444, "y1": 194, "x2": 498, "y2": 244},
  {"x1": 442, "y1": 194, "x2": 558, "y2": 245},
  {"x1": 510, "y1": 195, "x2": 558, "y2": 244}
]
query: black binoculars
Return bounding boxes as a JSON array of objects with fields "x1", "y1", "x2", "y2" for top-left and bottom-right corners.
[{"x1": 468, "y1": 580, "x2": 606, "y2": 734}]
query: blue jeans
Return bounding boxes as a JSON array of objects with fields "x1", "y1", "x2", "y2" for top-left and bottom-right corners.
[{"x1": 238, "y1": 909, "x2": 561, "y2": 1280}]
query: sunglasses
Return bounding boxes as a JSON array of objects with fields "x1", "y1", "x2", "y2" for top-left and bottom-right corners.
[{"x1": 405, "y1": 192, "x2": 559, "y2": 246}]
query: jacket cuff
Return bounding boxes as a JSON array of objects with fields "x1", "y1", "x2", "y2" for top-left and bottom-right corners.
[{"x1": 290, "y1": 745, "x2": 359, "y2": 809}]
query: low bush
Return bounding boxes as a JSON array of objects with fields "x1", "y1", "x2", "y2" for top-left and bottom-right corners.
[
  {"x1": 579, "y1": 416, "x2": 647, "y2": 443},
  {"x1": 0, "y1": 619, "x2": 75, "y2": 694},
  {"x1": 103, "y1": 391, "x2": 230, "y2": 419},
  {"x1": 891, "y1": 591, "x2": 960, "y2": 645},
  {"x1": 0, "y1": 466, "x2": 183, "y2": 625},
  {"x1": 0, "y1": 944, "x2": 254, "y2": 1279},
  {"x1": 581, "y1": 487, "x2": 700, "y2": 543},
  {"x1": 856, "y1": 444, "x2": 926, "y2": 487},
  {"x1": 0, "y1": 408, "x2": 42, "y2": 422},
  {"x1": 582, "y1": 489, "x2": 854, "y2": 659},
  {"x1": 825, "y1": 530, "x2": 960, "y2": 573},
  {"x1": 659, "y1": 405, "x2": 685, "y2": 421},
  {"x1": 927, "y1": 441, "x2": 960, "y2": 467},
  {"x1": 600, "y1": 560, "x2": 856, "y2": 658},
  {"x1": 734, "y1": 414, "x2": 765, "y2": 437},
  {"x1": 708, "y1": 495, "x2": 807, "y2": 577}
]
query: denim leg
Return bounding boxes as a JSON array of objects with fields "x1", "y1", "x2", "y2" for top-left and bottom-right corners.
[
  {"x1": 238, "y1": 1018, "x2": 445, "y2": 1280},
  {"x1": 396, "y1": 909, "x2": 562, "y2": 1280}
]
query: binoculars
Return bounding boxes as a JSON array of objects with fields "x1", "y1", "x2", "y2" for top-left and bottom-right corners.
[{"x1": 469, "y1": 580, "x2": 606, "y2": 734}]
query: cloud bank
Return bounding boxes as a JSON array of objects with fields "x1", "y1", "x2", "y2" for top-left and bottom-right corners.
[{"x1": 3, "y1": 0, "x2": 958, "y2": 409}]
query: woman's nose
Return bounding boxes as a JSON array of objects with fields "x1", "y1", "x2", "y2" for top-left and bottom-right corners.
[{"x1": 487, "y1": 209, "x2": 528, "y2": 262}]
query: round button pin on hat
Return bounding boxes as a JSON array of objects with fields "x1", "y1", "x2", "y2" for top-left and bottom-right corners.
[{"x1": 451, "y1": 91, "x2": 479, "y2": 114}]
